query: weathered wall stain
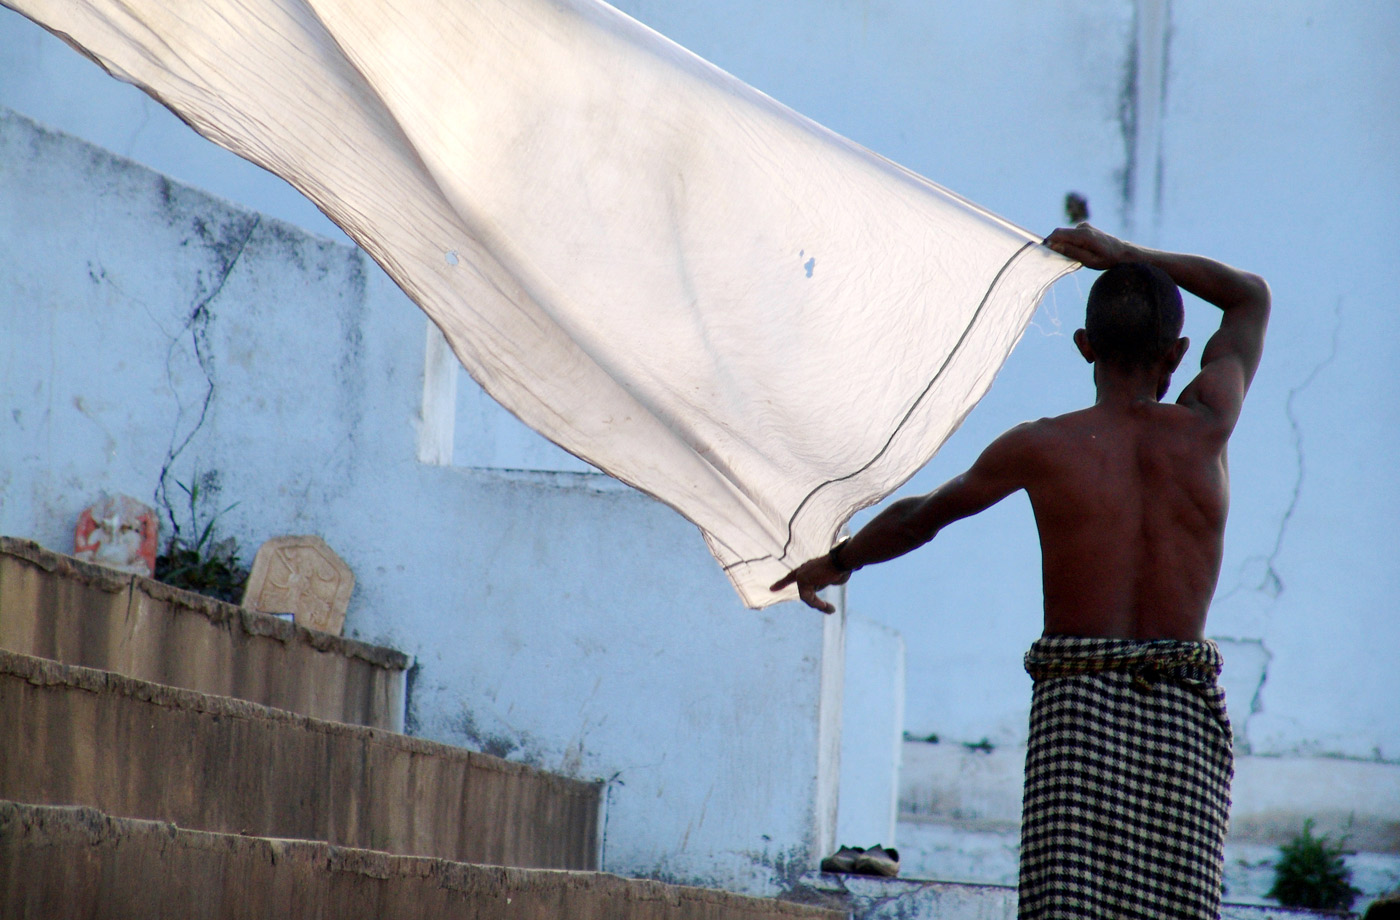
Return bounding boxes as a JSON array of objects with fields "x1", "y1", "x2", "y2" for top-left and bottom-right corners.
[{"x1": 1118, "y1": 0, "x2": 1172, "y2": 236}]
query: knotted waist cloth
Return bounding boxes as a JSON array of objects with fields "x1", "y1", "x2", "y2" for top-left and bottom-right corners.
[
  {"x1": 2, "y1": 0, "x2": 1077, "y2": 605},
  {"x1": 1019, "y1": 636, "x2": 1234, "y2": 920}
]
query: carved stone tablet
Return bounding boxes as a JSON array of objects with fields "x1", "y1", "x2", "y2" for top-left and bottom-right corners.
[
  {"x1": 242, "y1": 535, "x2": 353, "y2": 635},
  {"x1": 74, "y1": 494, "x2": 160, "y2": 576}
]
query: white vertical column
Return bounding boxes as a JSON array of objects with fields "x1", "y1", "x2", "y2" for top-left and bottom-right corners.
[
  {"x1": 814, "y1": 588, "x2": 847, "y2": 860},
  {"x1": 416, "y1": 319, "x2": 458, "y2": 465},
  {"x1": 837, "y1": 615, "x2": 906, "y2": 848}
]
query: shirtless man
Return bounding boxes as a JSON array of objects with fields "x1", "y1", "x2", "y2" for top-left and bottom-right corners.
[{"x1": 773, "y1": 224, "x2": 1270, "y2": 920}]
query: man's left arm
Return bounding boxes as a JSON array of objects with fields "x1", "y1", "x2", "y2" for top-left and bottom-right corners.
[{"x1": 771, "y1": 424, "x2": 1036, "y2": 612}]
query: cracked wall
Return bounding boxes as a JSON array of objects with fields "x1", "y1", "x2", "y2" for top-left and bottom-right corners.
[
  {"x1": 0, "y1": 115, "x2": 372, "y2": 554},
  {"x1": 1158, "y1": 2, "x2": 1400, "y2": 764},
  {"x1": 0, "y1": 106, "x2": 845, "y2": 896},
  {"x1": 2, "y1": 0, "x2": 1394, "y2": 856},
  {"x1": 802, "y1": 0, "x2": 1398, "y2": 769},
  {"x1": 1211, "y1": 297, "x2": 1346, "y2": 753}
]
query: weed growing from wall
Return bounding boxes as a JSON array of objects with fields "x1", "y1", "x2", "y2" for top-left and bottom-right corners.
[
  {"x1": 154, "y1": 472, "x2": 248, "y2": 603},
  {"x1": 1267, "y1": 819, "x2": 1362, "y2": 911}
]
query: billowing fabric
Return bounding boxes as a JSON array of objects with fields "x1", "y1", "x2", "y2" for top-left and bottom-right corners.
[
  {"x1": 1020, "y1": 636, "x2": 1234, "y2": 920},
  {"x1": 6, "y1": 0, "x2": 1076, "y2": 605}
]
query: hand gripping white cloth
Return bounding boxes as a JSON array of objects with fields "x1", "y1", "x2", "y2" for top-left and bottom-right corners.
[{"x1": 8, "y1": 0, "x2": 1076, "y2": 606}]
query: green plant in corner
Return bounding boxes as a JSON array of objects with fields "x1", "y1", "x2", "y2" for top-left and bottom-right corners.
[
  {"x1": 154, "y1": 472, "x2": 248, "y2": 603},
  {"x1": 1267, "y1": 818, "x2": 1362, "y2": 911}
]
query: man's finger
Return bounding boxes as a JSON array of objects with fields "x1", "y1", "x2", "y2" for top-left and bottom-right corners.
[
  {"x1": 770, "y1": 572, "x2": 796, "y2": 591},
  {"x1": 1048, "y1": 242, "x2": 1092, "y2": 263},
  {"x1": 799, "y1": 585, "x2": 836, "y2": 614}
]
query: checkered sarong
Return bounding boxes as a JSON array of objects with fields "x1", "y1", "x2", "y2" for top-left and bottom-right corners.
[{"x1": 1018, "y1": 636, "x2": 1234, "y2": 920}]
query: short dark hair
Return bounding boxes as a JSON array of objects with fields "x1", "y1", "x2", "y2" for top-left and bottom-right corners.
[{"x1": 1084, "y1": 262, "x2": 1184, "y2": 368}]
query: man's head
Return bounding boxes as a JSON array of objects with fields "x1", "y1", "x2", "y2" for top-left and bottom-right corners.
[{"x1": 1080, "y1": 262, "x2": 1185, "y2": 370}]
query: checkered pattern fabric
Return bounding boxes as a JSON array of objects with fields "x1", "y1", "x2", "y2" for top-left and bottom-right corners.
[{"x1": 1018, "y1": 636, "x2": 1234, "y2": 920}]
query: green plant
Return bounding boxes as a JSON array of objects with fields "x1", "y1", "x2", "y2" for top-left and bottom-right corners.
[
  {"x1": 154, "y1": 473, "x2": 248, "y2": 603},
  {"x1": 1267, "y1": 819, "x2": 1362, "y2": 911}
]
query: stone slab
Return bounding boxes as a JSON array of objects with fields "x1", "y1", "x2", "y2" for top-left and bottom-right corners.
[
  {"x1": 0, "y1": 650, "x2": 599, "y2": 870},
  {"x1": 0, "y1": 536, "x2": 405, "y2": 730},
  {"x1": 0, "y1": 802, "x2": 844, "y2": 920},
  {"x1": 243, "y1": 534, "x2": 354, "y2": 635}
]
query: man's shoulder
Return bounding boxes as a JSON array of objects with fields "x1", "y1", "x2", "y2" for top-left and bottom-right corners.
[
  {"x1": 988, "y1": 415, "x2": 1080, "y2": 468},
  {"x1": 1011, "y1": 409, "x2": 1095, "y2": 443},
  {"x1": 1010, "y1": 405, "x2": 1205, "y2": 460},
  {"x1": 1037, "y1": 401, "x2": 1211, "y2": 433},
  {"x1": 993, "y1": 417, "x2": 1052, "y2": 450}
]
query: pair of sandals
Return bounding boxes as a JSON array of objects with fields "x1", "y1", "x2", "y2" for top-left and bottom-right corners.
[{"x1": 819, "y1": 844, "x2": 900, "y2": 878}]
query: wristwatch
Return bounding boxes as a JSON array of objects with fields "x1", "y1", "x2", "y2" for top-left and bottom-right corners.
[{"x1": 828, "y1": 537, "x2": 859, "y2": 573}]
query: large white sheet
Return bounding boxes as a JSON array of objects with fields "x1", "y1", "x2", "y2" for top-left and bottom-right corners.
[{"x1": 8, "y1": 0, "x2": 1075, "y2": 607}]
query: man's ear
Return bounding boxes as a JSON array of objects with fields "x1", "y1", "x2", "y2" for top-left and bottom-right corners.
[
  {"x1": 1166, "y1": 336, "x2": 1189, "y2": 372},
  {"x1": 1073, "y1": 328, "x2": 1095, "y2": 364}
]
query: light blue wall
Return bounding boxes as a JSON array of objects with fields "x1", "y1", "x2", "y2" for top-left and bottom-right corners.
[
  {"x1": 3, "y1": 0, "x2": 1395, "y2": 761},
  {"x1": 0, "y1": 108, "x2": 843, "y2": 891},
  {"x1": 606, "y1": 0, "x2": 1400, "y2": 759}
]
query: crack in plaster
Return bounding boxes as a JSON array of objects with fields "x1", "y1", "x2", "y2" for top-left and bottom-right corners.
[
  {"x1": 1220, "y1": 297, "x2": 1343, "y2": 606},
  {"x1": 154, "y1": 216, "x2": 261, "y2": 538},
  {"x1": 598, "y1": 770, "x2": 624, "y2": 871},
  {"x1": 1259, "y1": 297, "x2": 1344, "y2": 599},
  {"x1": 1213, "y1": 298, "x2": 1343, "y2": 748}
]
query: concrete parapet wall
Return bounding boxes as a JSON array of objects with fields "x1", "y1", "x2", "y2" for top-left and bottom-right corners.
[
  {"x1": 790, "y1": 873, "x2": 1349, "y2": 920},
  {"x1": 0, "y1": 802, "x2": 842, "y2": 920},
  {"x1": 0, "y1": 651, "x2": 600, "y2": 870},
  {"x1": 895, "y1": 739, "x2": 1400, "y2": 905},
  {"x1": 0, "y1": 537, "x2": 407, "y2": 730},
  {"x1": 898, "y1": 739, "x2": 1400, "y2": 853}
]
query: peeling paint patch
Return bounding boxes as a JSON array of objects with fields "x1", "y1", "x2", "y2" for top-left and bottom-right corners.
[{"x1": 1212, "y1": 636, "x2": 1273, "y2": 753}]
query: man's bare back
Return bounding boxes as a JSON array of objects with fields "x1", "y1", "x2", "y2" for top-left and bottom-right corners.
[
  {"x1": 773, "y1": 224, "x2": 1270, "y2": 641},
  {"x1": 1018, "y1": 400, "x2": 1229, "y2": 640}
]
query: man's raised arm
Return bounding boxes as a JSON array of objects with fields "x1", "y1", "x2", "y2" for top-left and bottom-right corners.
[
  {"x1": 1045, "y1": 224, "x2": 1271, "y2": 431},
  {"x1": 771, "y1": 424, "x2": 1035, "y2": 612}
]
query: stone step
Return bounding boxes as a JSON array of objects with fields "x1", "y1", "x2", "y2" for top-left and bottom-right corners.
[
  {"x1": 0, "y1": 650, "x2": 598, "y2": 869},
  {"x1": 0, "y1": 801, "x2": 844, "y2": 920},
  {"x1": 0, "y1": 536, "x2": 407, "y2": 730},
  {"x1": 790, "y1": 872, "x2": 1356, "y2": 920}
]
